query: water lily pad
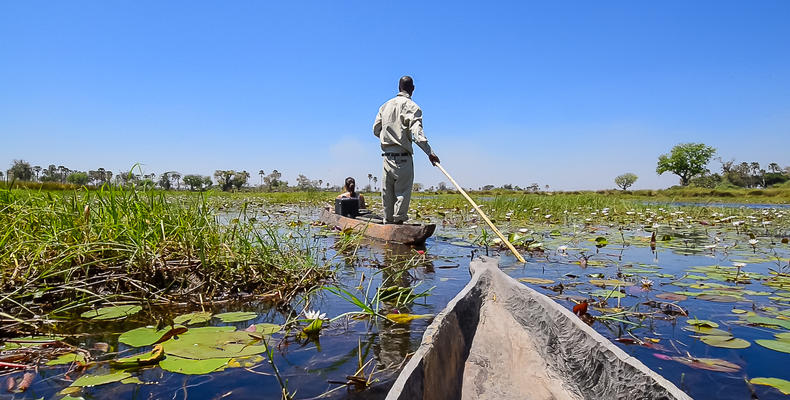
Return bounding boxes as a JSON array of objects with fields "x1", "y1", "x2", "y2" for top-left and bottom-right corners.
[
  {"x1": 161, "y1": 329, "x2": 265, "y2": 360},
  {"x1": 71, "y1": 371, "x2": 131, "y2": 387},
  {"x1": 120, "y1": 377, "x2": 143, "y2": 385},
  {"x1": 654, "y1": 354, "x2": 740, "y2": 372},
  {"x1": 749, "y1": 377, "x2": 790, "y2": 395},
  {"x1": 214, "y1": 312, "x2": 258, "y2": 323},
  {"x1": 519, "y1": 277, "x2": 555, "y2": 285},
  {"x1": 386, "y1": 313, "x2": 433, "y2": 324},
  {"x1": 731, "y1": 308, "x2": 748, "y2": 314},
  {"x1": 159, "y1": 355, "x2": 230, "y2": 375},
  {"x1": 742, "y1": 290, "x2": 771, "y2": 296},
  {"x1": 655, "y1": 293, "x2": 687, "y2": 301},
  {"x1": 594, "y1": 237, "x2": 608, "y2": 247},
  {"x1": 4, "y1": 335, "x2": 64, "y2": 350},
  {"x1": 253, "y1": 323, "x2": 282, "y2": 335},
  {"x1": 687, "y1": 319, "x2": 719, "y2": 328},
  {"x1": 589, "y1": 279, "x2": 632, "y2": 287},
  {"x1": 775, "y1": 332, "x2": 790, "y2": 342},
  {"x1": 110, "y1": 345, "x2": 165, "y2": 368},
  {"x1": 119, "y1": 326, "x2": 187, "y2": 347},
  {"x1": 81, "y1": 305, "x2": 142, "y2": 320},
  {"x1": 746, "y1": 316, "x2": 790, "y2": 329},
  {"x1": 689, "y1": 282, "x2": 730, "y2": 289},
  {"x1": 699, "y1": 335, "x2": 750, "y2": 349},
  {"x1": 756, "y1": 339, "x2": 790, "y2": 353},
  {"x1": 46, "y1": 352, "x2": 87, "y2": 366},
  {"x1": 173, "y1": 311, "x2": 213, "y2": 325},
  {"x1": 682, "y1": 326, "x2": 731, "y2": 336},
  {"x1": 697, "y1": 294, "x2": 740, "y2": 302},
  {"x1": 591, "y1": 289, "x2": 625, "y2": 298}
]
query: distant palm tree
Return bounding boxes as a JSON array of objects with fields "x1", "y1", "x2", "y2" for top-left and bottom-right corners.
[
  {"x1": 58, "y1": 165, "x2": 66, "y2": 183},
  {"x1": 259, "y1": 170, "x2": 265, "y2": 187},
  {"x1": 373, "y1": 176, "x2": 378, "y2": 191},
  {"x1": 170, "y1": 172, "x2": 182, "y2": 190},
  {"x1": 367, "y1": 173, "x2": 373, "y2": 190},
  {"x1": 33, "y1": 166, "x2": 41, "y2": 182}
]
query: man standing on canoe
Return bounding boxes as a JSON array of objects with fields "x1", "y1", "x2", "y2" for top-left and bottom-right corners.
[{"x1": 373, "y1": 76, "x2": 440, "y2": 224}]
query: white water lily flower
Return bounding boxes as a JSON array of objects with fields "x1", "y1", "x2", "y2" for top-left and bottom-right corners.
[
  {"x1": 704, "y1": 244, "x2": 717, "y2": 249},
  {"x1": 748, "y1": 239, "x2": 758, "y2": 245},
  {"x1": 518, "y1": 228, "x2": 529, "y2": 233},
  {"x1": 544, "y1": 214, "x2": 552, "y2": 219},
  {"x1": 304, "y1": 310, "x2": 327, "y2": 320},
  {"x1": 641, "y1": 278, "x2": 653, "y2": 287},
  {"x1": 733, "y1": 262, "x2": 746, "y2": 268},
  {"x1": 557, "y1": 245, "x2": 568, "y2": 253}
]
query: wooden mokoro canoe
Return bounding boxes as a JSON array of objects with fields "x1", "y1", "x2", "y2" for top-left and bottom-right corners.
[
  {"x1": 386, "y1": 256, "x2": 692, "y2": 400},
  {"x1": 319, "y1": 208, "x2": 435, "y2": 245}
]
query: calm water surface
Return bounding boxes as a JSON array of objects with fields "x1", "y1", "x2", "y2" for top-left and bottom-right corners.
[{"x1": 6, "y1": 207, "x2": 790, "y2": 400}]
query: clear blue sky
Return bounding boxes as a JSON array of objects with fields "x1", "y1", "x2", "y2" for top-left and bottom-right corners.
[{"x1": 1, "y1": 1, "x2": 788, "y2": 190}]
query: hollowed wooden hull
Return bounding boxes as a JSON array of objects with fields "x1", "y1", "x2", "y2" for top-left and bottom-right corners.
[
  {"x1": 319, "y1": 208, "x2": 435, "y2": 245},
  {"x1": 386, "y1": 256, "x2": 692, "y2": 400}
]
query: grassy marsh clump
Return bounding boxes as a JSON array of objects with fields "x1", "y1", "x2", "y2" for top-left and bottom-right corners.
[{"x1": 0, "y1": 186, "x2": 330, "y2": 325}]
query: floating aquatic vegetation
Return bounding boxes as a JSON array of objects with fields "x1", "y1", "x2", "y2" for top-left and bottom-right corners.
[
  {"x1": 80, "y1": 305, "x2": 142, "y2": 321},
  {"x1": 214, "y1": 311, "x2": 258, "y2": 323},
  {"x1": 172, "y1": 311, "x2": 212, "y2": 325},
  {"x1": 46, "y1": 352, "x2": 87, "y2": 366},
  {"x1": 749, "y1": 377, "x2": 790, "y2": 395},
  {"x1": 301, "y1": 310, "x2": 327, "y2": 335},
  {"x1": 110, "y1": 346, "x2": 165, "y2": 368},
  {"x1": 687, "y1": 318, "x2": 719, "y2": 328},
  {"x1": 699, "y1": 335, "x2": 751, "y2": 349},
  {"x1": 118, "y1": 326, "x2": 187, "y2": 347},
  {"x1": 385, "y1": 313, "x2": 433, "y2": 324},
  {"x1": 70, "y1": 371, "x2": 132, "y2": 388},
  {"x1": 653, "y1": 353, "x2": 741, "y2": 372},
  {"x1": 519, "y1": 277, "x2": 555, "y2": 285},
  {"x1": 756, "y1": 339, "x2": 790, "y2": 353},
  {"x1": 159, "y1": 355, "x2": 230, "y2": 375},
  {"x1": 745, "y1": 315, "x2": 790, "y2": 329}
]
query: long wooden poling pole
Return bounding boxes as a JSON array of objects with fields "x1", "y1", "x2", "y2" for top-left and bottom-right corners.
[{"x1": 434, "y1": 163, "x2": 526, "y2": 263}]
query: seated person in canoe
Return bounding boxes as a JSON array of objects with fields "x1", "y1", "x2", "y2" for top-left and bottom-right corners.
[{"x1": 337, "y1": 177, "x2": 366, "y2": 209}]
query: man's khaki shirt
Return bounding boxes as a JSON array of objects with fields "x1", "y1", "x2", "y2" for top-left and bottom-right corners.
[{"x1": 373, "y1": 92, "x2": 434, "y2": 156}]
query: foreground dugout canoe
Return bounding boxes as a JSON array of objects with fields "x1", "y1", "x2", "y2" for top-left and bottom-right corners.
[
  {"x1": 319, "y1": 208, "x2": 436, "y2": 245},
  {"x1": 386, "y1": 256, "x2": 692, "y2": 400}
]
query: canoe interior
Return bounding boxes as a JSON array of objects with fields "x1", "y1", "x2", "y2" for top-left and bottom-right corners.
[
  {"x1": 385, "y1": 256, "x2": 692, "y2": 400},
  {"x1": 319, "y1": 208, "x2": 436, "y2": 245}
]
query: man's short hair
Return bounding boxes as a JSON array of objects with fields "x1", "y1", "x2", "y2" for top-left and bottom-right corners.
[{"x1": 399, "y1": 76, "x2": 414, "y2": 92}]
